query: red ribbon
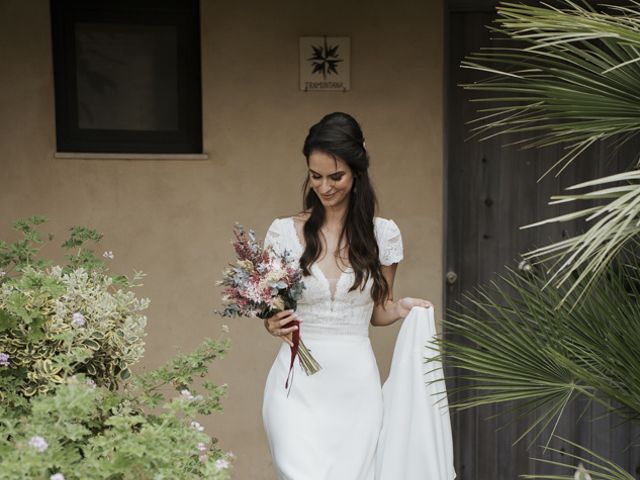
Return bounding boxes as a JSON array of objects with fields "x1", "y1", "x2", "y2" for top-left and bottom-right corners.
[{"x1": 284, "y1": 319, "x2": 300, "y2": 393}]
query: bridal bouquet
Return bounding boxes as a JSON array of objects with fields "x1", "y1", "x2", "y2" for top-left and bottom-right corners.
[{"x1": 217, "y1": 224, "x2": 321, "y2": 384}]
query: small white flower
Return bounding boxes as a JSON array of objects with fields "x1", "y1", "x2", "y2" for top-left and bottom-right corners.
[
  {"x1": 197, "y1": 442, "x2": 207, "y2": 453},
  {"x1": 221, "y1": 324, "x2": 230, "y2": 333},
  {"x1": 191, "y1": 421, "x2": 204, "y2": 432},
  {"x1": 28, "y1": 435, "x2": 48, "y2": 452},
  {"x1": 102, "y1": 251, "x2": 114, "y2": 259},
  {"x1": 518, "y1": 259, "x2": 533, "y2": 273},
  {"x1": 574, "y1": 464, "x2": 592, "y2": 480},
  {"x1": 71, "y1": 312, "x2": 86, "y2": 327},
  {"x1": 50, "y1": 474, "x2": 65, "y2": 480},
  {"x1": 199, "y1": 454, "x2": 208, "y2": 463},
  {"x1": 180, "y1": 389, "x2": 194, "y2": 400},
  {"x1": 0, "y1": 270, "x2": 5, "y2": 277},
  {"x1": 215, "y1": 458, "x2": 230, "y2": 470},
  {"x1": 227, "y1": 451, "x2": 236, "y2": 459},
  {"x1": 85, "y1": 378, "x2": 96, "y2": 389}
]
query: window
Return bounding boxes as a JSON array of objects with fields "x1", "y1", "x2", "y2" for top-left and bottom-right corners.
[{"x1": 51, "y1": 0, "x2": 202, "y2": 154}]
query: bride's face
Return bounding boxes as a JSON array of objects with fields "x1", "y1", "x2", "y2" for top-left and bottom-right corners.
[{"x1": 308, "y1": 150, "x2": 354, "y2": 210}]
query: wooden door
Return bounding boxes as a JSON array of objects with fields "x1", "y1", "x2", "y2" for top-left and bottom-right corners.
[{"x1": 444, "y1": 2, "x2": 640, "y2": 479}]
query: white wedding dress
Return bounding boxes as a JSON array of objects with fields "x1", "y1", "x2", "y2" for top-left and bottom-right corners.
[{"x1": 262, "y1": 216, "x2": 455, "y2": 480}]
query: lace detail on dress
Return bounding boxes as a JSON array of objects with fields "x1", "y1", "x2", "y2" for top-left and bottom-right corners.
[
  {"x1": 262, "y1": 216, "x2": 402, "y2": 337},
  {"x1": 376, "y1": 218, "x2": 404, "y2": 266},
  {"x1": 264, "y1": 218, "x2": 293, "y2": 258},
  {"x1": 264, "y1": 219, "x2": 281, "y2": 252}
]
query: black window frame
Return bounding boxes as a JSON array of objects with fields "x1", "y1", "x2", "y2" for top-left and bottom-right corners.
[{"x1": 50, "y1": 0, "x2": 202, "y2": 154}]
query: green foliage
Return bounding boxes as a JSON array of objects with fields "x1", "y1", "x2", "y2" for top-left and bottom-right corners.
[
  {"x1": 0, "y1": 263, "x2": 148, "y2": 399},
  {"x1": 463, "y1": 1, "x2": 640, "y2": 168},
  {"x1": 0, "y1": 361, "x2": 232, "y2": 479},
  {"x1": 444, "y1": 1, "x2": 640, "y2": 477},
  {"x1": 61, "y1": 225, "x2": 105, "y2": 273},
  {"x1": 438, "y1": 251, "x2": 640, "y2": 478},
  {"x1": 522, "y1": 170, "x2": 640, "y2": 305},
  {"x1": 129, "y1": 338, "x2": 230, "y2": 413},
  {"x1": 460, "y1": 0, "x2": 640, "y2": 305},
  {"x1": 438, "y1": 252, "x2": 640, "y2": 445},
  {"x1": 0, "y1": 216, "x2": 50, "y2": 273},
  {"x1": 0, "y1": 218, "x2": 233, "y2": 478},
  {"x1": 522, "y1": 439, "x2": 631, "y2": 480}
]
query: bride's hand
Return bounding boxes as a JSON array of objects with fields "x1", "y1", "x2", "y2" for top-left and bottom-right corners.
[
  {"x1": 263, "y1": 309, "x2": 301, "y2": 347},
  {"x1": 396, "y1": 297, "x2": 433, "y2": 319}
]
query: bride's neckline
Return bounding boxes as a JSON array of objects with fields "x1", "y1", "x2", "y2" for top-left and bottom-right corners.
[{"x1": 284, "y1": 217, "x2": 352, "y2": 303}]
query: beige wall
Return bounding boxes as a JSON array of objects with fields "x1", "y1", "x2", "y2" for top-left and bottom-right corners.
[{"x1": 0, "y1": 0, "x2": 443, "y2": 477}]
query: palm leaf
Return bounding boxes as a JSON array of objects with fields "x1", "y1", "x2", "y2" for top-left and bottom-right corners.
[
  {"x1": 522, "y1": 436, "x2": 635, "y2": 480},
  {"x1": 521, "y1": 170, "x2": 640, "y2": 307},
  {"x1": 436, "y1": 250, "x2": 640, "y2": 445},
  {"x1": 461, "y1": 0, "x2": 640, "y2": 303}
]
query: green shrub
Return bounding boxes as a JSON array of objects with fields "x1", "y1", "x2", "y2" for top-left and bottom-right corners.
[{"x1": 0, "y1": 217, "x2": 232, "y2": 479}]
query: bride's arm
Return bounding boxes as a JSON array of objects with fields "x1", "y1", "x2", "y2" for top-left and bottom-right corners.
[{"x1": 370, "y1": 264, "x2": 433, "y2": 327}]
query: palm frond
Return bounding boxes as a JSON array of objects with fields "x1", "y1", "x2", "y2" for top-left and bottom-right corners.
[
  {"x1": 436, "y1": 250, "x2": 640, "y2": 444},
  {"x1": 520, "y1": 170, "x2": 640, "y2": 306},
  {"x1": 522, "y1": 437, "x2": 635, "y2": 480},
  {"x1": 463, "y1": 1, "x2": 640, "y2": 170},
  {"x1": 462, "y1": 1, "x2": 640, "y2": 303}
]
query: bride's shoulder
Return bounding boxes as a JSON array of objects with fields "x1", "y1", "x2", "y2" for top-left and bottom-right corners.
[
  {"x1": 374, "y1": 216, "x2": 400, "y2": 233},
  {"x1": 292, "y1": 210, "x2": 311, "y2": 223},
  {"x1": 373, "y1": 216, "x2": 403, "y2": 265},
  {"x1": 290, "y1": 211, "x2": 310, "y2": 232},
  {"x1": 271, "y1": 210, "x2": 309, "y2": 222},
  {"x1": 266, "y1": 211, "x2": 306, "y2": 235},
  {"x1": 265, "y1": 216, "x2": 291, "y2": 248}
]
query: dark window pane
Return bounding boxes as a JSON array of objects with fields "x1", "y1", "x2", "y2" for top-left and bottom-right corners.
[
  {"x1": 51, "y1": 0, "x2": 202, "y2": 153},
  {"x1": 75, "y1": 22, "x2": 178, "y2": 131}
]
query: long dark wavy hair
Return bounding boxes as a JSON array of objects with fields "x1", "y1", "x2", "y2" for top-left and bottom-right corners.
[{"x1": 299, "y1": 112, "x2": 390, "y2": 306}]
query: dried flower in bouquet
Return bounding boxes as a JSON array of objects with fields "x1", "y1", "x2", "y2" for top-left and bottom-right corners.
[{"x1": 217, "y1": 224, "x2": 321, "y2": 386}]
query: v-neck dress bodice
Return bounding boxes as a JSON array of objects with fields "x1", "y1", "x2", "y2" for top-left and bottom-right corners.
[
  {"x1": 263, "y1": 216, "x2": 403, "y2": 338},
  {"x1": 262, "y1": 216, "x2": 403, "y2": 480}
]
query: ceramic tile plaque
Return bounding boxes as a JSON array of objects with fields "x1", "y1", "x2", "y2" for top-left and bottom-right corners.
[{"x1": 299, "y1": 36, "x2": 351, "y2": 91}]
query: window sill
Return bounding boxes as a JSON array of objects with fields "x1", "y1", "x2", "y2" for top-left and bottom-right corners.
[{"x1": 54, "y1": 152, "x2": 209, "y2": 160}]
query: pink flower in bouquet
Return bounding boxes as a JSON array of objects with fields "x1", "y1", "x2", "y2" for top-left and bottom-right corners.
[
  {"x1": 217, "y1": 224, "x2": 321, "y2": 382},
  {"x1": 218, "y1": 224, "x2": 305, "y2": 319}
]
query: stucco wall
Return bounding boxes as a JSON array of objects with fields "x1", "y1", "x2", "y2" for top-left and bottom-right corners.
[{"x1": 0, "y1": 0, "x2": 443, "y2": 477}]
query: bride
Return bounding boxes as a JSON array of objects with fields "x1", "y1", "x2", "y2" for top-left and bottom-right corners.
[{"x1": 261, "y1": 112, "x2": 434, "y2": 479}]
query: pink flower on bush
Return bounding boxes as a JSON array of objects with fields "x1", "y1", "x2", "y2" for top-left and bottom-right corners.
[
  {"x1": 71, "y1": 312, "x2": 86, "y2": 327},
  {"x1": 0, "y1": 353, "x2": 9, "y2": 367},
  {"x1": 28, "y1": 435, "x2": 48, "y2": 452}
]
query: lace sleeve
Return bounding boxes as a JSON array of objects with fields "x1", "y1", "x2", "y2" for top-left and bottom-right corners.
[
  {"x1": 264, "y1": 218, "x2": 284, "y2": 255},
  {"x1": 379, "y1": 219, "x2": 404, "y2": 266}
]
